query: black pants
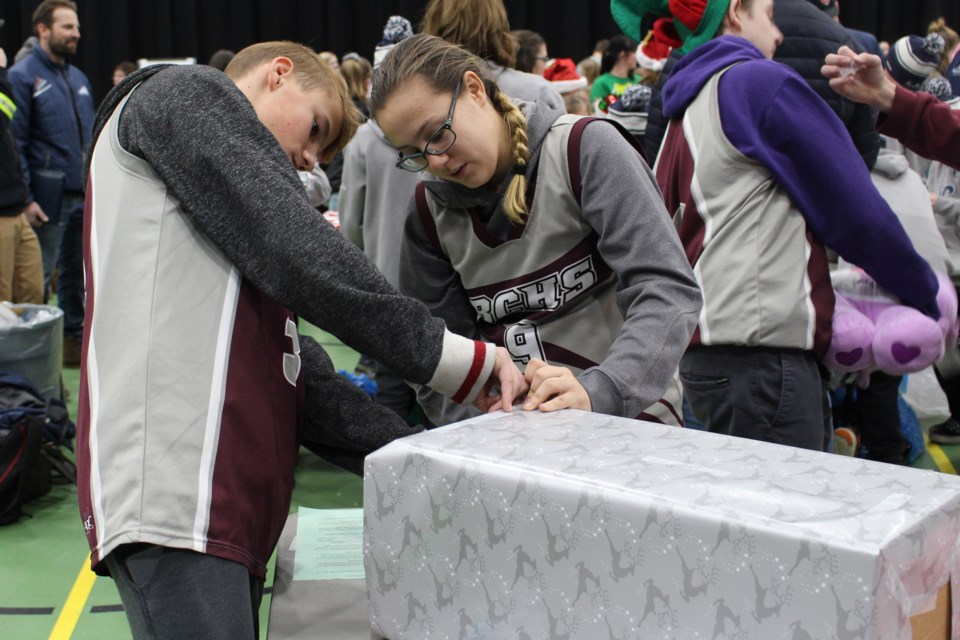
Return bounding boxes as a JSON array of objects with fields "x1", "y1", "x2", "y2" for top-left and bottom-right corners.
[
  {"x1": 680, "y1": 346, "x2": 828, "y2": 451},
  {"x1": 105, "y1": 544, "x2": 264, "y2": 640}
]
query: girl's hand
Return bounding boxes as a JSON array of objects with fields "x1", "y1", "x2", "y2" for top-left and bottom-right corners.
[{"x1": 521, "y1": 359, "x2": 592, "y2": 412}]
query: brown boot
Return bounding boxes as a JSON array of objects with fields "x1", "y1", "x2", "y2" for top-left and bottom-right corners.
[{"x1": 63, "y1": 334, "x2": 82, "y2": 368}]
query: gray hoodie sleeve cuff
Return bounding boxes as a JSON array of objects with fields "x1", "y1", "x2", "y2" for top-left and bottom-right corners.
[{"x1": 578, "y1": 368, "x2": 624, "y2": 417}]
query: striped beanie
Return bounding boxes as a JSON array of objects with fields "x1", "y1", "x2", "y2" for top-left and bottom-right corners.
[{"x1": 885, "y1": 33, "x2": 945, "y2": 91}]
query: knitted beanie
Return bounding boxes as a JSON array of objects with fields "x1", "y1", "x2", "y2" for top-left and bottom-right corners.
[
  {"x1": 609, "y1": 84, "x2": 654, "y2": 113},
  {"x1": 379, "y1": 16, "x2": 414, "y2": 46},
  {"x1": 921, "y1": 76, "x2": 953, "y2": 101},
  {"x1": 606, "y1": 84, "x2": 653, "y2": 137},
  {"x1": 885, "y1": 33, "x2": 945, "y2": 91},
  {"x1": 373, "y1": 16, "x2": 414, "y2": 70}
]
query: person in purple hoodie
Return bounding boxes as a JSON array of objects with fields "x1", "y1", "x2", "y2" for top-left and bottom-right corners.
[{"x1": 654, "y1": 0, "x2": 942, "y2": 451}]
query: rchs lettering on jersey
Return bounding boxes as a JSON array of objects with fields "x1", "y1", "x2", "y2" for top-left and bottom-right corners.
[{"x1": 469, "y1": 255, "x2": 599, "y2": 325}]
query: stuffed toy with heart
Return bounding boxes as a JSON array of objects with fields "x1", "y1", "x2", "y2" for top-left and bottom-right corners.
[{"x1": 825, "y1": 269, "x2": 958, "y2": 376}]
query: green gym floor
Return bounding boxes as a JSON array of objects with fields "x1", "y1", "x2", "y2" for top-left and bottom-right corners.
[{"x1": 2, "y1": 323, "x2": 959, "y2": 640}]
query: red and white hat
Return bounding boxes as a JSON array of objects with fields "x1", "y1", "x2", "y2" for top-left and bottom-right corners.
[
  {"x1": 543, "y1": 58, "x2": 588, "y2": 94},
  {"x1": 637, "y1": 17, "x2": 683, "y2": 71}
]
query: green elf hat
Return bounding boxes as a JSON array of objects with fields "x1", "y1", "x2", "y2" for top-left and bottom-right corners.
[
  {"x1": 610, "y1": 0, "x2": 671, "y2": 43},
  {"x1": 668, "y1": 0, "x2": 731, "y2": 53}
]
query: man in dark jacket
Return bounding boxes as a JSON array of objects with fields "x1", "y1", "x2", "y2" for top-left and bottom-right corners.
[
  {"x1": 9, "y1": 0, "x2": 95, "y2": 364},
  {"x1": 631, "y1": 0, "x2": 881, "y2": 169},
  {"x1": 0, "y1": 47, "x2": 43, "y2": 304}
]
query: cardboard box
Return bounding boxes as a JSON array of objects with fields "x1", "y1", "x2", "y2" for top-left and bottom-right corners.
[{"x1": 364, "y1": 410, "x2": 960, "y2": 639}]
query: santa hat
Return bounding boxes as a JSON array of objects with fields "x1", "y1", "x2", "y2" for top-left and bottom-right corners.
[
  {"x1": 637, "y1": 17, "x2": 683, "y2": 71},
  {"x1": 885, "y1": 33, "x2": 945, "y2": 91},
  {"x1": 373, "y1": 16, "x2": 414, "y2": 69},
  {"x1": 610, "y1": 0, "x2": 672, "y2": 43},
  {"x1": 543, "y1": 58, "x2": 588, "y2": 94},
  {"x1": 668, "y1": 0, "x2": 731, "y2": 54},
  {"x1": 610, "y1": 0, "x2": 729, "y2": 56}
]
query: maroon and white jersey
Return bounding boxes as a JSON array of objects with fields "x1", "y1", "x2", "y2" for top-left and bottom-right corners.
[
  {"x1": 414, "y1": 114, "x2": 684, "y2": 426},
  {"x1": 78, "y1": 94, "x2": 302, "y2": 577},
  {"x1": 77, "y1": 72, "x2": 500, "y2": 576}
]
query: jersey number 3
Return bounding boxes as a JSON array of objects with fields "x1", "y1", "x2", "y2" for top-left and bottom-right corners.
[{"x1": 283, "y1": 318, "x2": 301, "y2": 386}]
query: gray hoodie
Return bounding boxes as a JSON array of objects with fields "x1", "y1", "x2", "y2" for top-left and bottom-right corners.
[
  {"x1": 401, "y1": 101, "x2": 701, "y2": 424},
  {"x1": 339, "y1": 120, "x2": 422, "y2": 288}
]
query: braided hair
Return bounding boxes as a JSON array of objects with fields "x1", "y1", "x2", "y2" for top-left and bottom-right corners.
[{"x1": 371, "y1": 34, "x2": 531, "y2": 224}]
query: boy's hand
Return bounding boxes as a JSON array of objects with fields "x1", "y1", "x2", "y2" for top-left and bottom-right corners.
[
  {"x1": 822, "y1": 46, "x2": 896, "y2": 113},
  {"x1": 473, "y1": 347, "x2": 528, "y2": 413},
  {"x1": 521, "y1": 358, "x2": 592, "y2": 413}
]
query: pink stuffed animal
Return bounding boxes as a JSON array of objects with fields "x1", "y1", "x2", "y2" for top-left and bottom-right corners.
[{"x1": 825, "y1": 269, "x2": 959, "y2": 375}]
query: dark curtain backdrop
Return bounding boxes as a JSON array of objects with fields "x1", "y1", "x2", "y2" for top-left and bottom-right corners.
[{"x1": 2, "y1": 1, "x2": 959, "y2": 104}]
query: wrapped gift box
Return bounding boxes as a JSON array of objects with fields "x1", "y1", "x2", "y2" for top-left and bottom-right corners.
[{"x1": 363, "y1": 410, "x2": 960, "y2": 639}]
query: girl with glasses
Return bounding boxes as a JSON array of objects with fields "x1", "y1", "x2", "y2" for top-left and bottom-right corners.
[{"x1": 371, "y1": 34, "x2": 702, "y2": 426}]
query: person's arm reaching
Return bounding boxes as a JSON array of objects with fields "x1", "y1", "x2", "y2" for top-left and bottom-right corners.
[
  {"x1": 823, "y1": 46, "x2": 960, "y2": 171},
  {"x1": 721, "y1": 63, "x2": 940, "y2": 318},
  {"x1": 113, "y1": 66, "x2": 525, "y2": 410}
]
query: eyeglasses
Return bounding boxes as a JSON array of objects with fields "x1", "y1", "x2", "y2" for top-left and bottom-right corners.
[{"x1": 396, "y1": 79, "x2": 462, "y2": 172}]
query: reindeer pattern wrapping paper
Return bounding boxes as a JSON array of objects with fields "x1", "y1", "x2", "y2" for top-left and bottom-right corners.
[{"x1": 363, "y1": 410, "x2": 960, "y2": 640}]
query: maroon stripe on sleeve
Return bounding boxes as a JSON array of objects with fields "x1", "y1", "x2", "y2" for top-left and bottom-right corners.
[{"x1": 451, "y1": 341, "x2": 487, "y2": 404}]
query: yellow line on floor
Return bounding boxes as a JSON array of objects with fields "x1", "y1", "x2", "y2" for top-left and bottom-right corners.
[
  {"x1": 926, "y1": 437, "x2": 958, "y2": 475},
  {"x1": 48, "y1": 555, "x2": 96, "y2": 640}
]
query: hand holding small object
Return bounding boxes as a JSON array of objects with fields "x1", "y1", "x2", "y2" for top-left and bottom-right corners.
[{"x1": 822, "y1": 46, "x2": 896, "y2": 113}]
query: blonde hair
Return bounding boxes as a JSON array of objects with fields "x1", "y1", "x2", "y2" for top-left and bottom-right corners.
[
  {"x1": 226, "y1": 41, "x2": 361, "y2": 157},
  {"x1": 928, "y1": 17, "x2": 960, "y2": 74},
  {"x1": 577, "y1": 56, "x2": 600, "y2": 88},
  {"x1": 371, "y1": 34, "x2": 530, "y2": 225},
  {"x1": 421, "y1": 0, "x2": 517, "y2": 69},
  {"x1": 340, "y1": 54, "x2": 373, "y2": 106}
]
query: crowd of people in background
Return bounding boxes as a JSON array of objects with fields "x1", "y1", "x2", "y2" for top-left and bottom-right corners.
[{"x1": 4, "y1": 0, "x2": 960, "y2": 636}]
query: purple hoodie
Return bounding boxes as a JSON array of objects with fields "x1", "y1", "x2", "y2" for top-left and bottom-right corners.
[{"x1": 662, "y1": 35, "x2": 939, "y2": 318}]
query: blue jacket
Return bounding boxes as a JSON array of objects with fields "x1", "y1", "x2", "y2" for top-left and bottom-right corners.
[
  {"x1": 0, "y1": 69, "x2": 30, "y2": 217},
  {"x1": 8, "y1": 46, "x2": 94, "y2": 195}
]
